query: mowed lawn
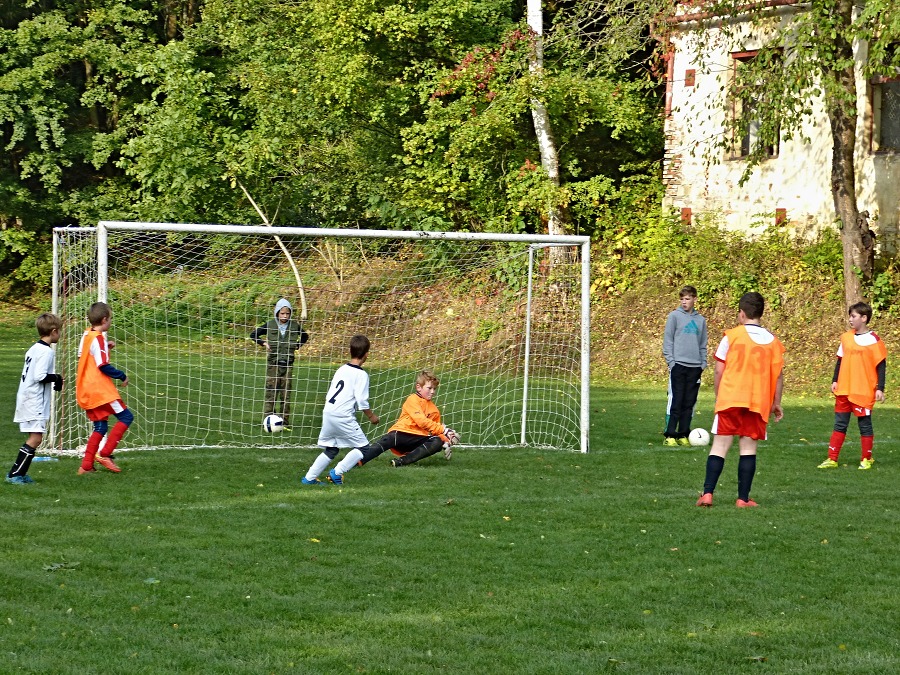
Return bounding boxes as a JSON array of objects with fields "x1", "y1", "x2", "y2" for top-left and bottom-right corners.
[{"x1": 1, "y1": 319, "x2": 899, "y2": 673}]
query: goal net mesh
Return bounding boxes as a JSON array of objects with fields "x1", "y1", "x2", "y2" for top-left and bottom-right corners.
[{"x1": 52, "y1": 226, "x2": 586, "y2": 452}]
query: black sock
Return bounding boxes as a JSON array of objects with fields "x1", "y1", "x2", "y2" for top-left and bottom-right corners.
[
  {"x1": 8, "y1": 443, "x2": 36, "y2": 478},
  {"x1": 737, "y1": 455, "x2": 757, "y2": 502},
  {"x1": 702, "y1": 455, "x2": 725, "y2": 495}
]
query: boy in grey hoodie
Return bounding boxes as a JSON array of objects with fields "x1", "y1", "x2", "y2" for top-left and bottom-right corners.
[
  {"x1": 251, "y1": 298, "x2": 309, "y2": 429},
  {"x1": 662, "y1": 286, "x2": 708, "y2": 446}
]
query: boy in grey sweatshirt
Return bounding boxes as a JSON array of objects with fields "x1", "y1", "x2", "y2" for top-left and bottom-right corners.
[{"x1": 662, "y1": 286, "x2": 708, "y2": 446}]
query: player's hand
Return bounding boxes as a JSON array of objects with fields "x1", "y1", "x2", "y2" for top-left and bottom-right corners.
[
  {"x1": 369, "y1": 414, "x2": 380, "y2": 425},
  {"x1": 121, "y1": 377, "x2": 129, "y2": 387},
  {"x1": 830, "y1": 382, "x2": 838, "y2": 394},
  {"x1": 107, "y1": 340, "x2": 116, "y2": 350},
  {"x1": 771, "y1": 402, "x2": 783, "y2": 422},
  {"x1": 52, "y1": 375, "x2": 64, "y2": 391},
  {"x1": 263, "y1": 341, "x2": 270, "y2": 351},
  {"x1": 876, "y1": 390, "x2": 885, "y2": 403}
]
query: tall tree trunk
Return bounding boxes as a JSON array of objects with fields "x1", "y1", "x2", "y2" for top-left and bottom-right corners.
[
  {"x1": 527, "y1": 0, "x2": 570, "y2": 264},
  {"x1": 829, "y1": 0, "x2": 870, "y2": 306},
  {"x1": 83, "y1": 59, "x2": 101, "y2": 130}
]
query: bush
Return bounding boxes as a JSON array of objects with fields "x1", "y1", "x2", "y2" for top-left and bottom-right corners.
[{"x1": 591, "y1": 211, "x2": 845, "y2": 310}]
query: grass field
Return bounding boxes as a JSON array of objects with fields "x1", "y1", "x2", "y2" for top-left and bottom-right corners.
[{"x1": 2, "y1": 322, "x2": 900, "y2": 673}]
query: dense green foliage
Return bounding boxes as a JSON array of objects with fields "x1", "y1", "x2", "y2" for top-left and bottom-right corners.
[
  {"x1": 1, "y1": 0, "x2": 665, "y2": 293},
  {"x1": 592, "y1": 212, "x2": 846, "y2": 307}
]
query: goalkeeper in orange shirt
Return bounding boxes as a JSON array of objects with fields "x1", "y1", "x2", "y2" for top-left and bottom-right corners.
[
  {"x1": 327, "y1": 370, "x2": 459, "y2": 485},
  {"x1": 817, "y1": 301, "x2": 887, "y2": 471}
]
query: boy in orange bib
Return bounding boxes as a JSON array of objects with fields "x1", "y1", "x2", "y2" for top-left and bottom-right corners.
[
  {"x1": 817, "y1": 302, "x2": 886, "y2": 470},
  {"x1": 696, "y1": 292, "x2": 785, "y2": 508},
  {"x1": 75, "y1": 302, "x2": 134, "y2": 474}
]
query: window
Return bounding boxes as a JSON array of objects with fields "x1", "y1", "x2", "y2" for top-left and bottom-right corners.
[
  {"x1": 872, "y1": 77, "x2": 900, "y2": 152},
  {"x1": 730, "y1": 51, "x2": 779, "y2": 159}
]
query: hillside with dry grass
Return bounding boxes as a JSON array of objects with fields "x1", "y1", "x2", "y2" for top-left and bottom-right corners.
[
  {"x1": 6, "y1": 273, "x2": 894, "y2": 400},
  {"x1": 590, "y1": 279, "x2": 891, "y2": 396}
]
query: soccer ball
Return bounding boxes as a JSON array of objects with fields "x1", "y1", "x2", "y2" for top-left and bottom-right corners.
[
  {"x1": 688, "y1": 428, "x2": 710, "y2": 446},
  {"x1": 263, "y1": 414, "x2": 284, "y2": 433}
]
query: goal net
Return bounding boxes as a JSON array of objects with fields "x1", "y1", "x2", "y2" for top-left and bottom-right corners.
[{"x1": 51, "y1": 223, "x2": 590, "y2": 453}]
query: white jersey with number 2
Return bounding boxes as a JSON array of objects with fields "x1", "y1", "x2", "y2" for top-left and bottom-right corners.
[{"x1": 317, "y1": 363, "x2": 371, "y2": 448}]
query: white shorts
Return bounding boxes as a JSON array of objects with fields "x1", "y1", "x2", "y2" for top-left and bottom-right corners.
[
  {"x1": 18, "y1": 420, "x2": 47, "y2": 434},
  {"x1": 318, "y1": 413, "x2": 369, "y2": 449}
]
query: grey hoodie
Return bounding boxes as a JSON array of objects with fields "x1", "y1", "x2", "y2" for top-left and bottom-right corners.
[
  {"x1": 663, "y1": 307, "x2": 708, "y2": 370},
  {"x1": 250, "y1": 298, "x2": 308, "y2": 366}
]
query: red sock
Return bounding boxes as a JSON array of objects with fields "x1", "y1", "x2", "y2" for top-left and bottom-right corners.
[
  {"x1": 861, "y1": 435, "x2": 873, "y2": 461},
  {"x1": 828, "y1": 431, "x2": 846, "y2": 461},
  {"x1": 82, "y1": 431, "x2": 103, "y2": 470},
  {"x1": 101, "y1": 422, "x2": 129, "y2": 457}
]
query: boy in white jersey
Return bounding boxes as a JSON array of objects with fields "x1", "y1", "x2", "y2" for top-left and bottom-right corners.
[
  {"x1": 7, "y1": 313, "x2": 63, "y2": 485},
  {"x1": 301, "y1": 335, "x2": 380, "y2": 485}
]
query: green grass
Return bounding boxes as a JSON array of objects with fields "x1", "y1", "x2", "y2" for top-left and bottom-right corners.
[{"x1": 2, "y1": 370, "x2": 899, "y2": 672}]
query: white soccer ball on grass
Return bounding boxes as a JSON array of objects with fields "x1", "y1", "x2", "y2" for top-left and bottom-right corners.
[
  {"x1": 263, "y1": 414, "x2": 285, "y2": 433},
  {"x1": 688, "y1": 428, "x2": 710, "y2": 446}
]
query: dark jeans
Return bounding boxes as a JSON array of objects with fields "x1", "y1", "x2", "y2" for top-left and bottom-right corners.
[
  {"x1": 264, "y1": 364, "x2": 293, "y2": 426},
  {"x1": 665, "y1": 364, "x2": 702, "y2": 438}
]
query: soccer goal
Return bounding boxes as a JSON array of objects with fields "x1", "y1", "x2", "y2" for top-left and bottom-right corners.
[{"x1": 51, "y1": 222, "x2": 591, "y2": 453}]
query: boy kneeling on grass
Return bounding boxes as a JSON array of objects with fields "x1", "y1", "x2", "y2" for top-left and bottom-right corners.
[{"x1": 328, "y1": 370, "x2": 460, "y2": 485}]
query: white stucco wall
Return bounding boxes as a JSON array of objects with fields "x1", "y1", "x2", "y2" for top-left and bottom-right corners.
[{"x1": 663, "y1": 6, "x2": 900, "y2": 251}]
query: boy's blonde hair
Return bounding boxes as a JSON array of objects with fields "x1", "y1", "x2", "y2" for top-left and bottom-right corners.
[
  {"x1": 87, "y1": 302, "x2": 111, "y2": 327},
  {"x1": 35, "y1": 312, "x2": 62, "y2": 337},
  {"x1": 415, "y1": 370, "x2": 440, "y2": 388}
]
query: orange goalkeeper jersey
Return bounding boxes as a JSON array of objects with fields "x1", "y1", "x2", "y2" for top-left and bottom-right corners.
[
  {"x1": 834, "y1": 330, "x2": 887, "y2": 409},
  {"x1": 714, "y1": 325, "x2": 785, "y2": 417},
  {"x1": 389, "y1": 393, "x2": 446, "y2": 440}
]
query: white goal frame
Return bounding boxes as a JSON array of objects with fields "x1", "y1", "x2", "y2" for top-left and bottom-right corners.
[{"x1": 53, "y1": 222, "x2": 591, "y2": 453}]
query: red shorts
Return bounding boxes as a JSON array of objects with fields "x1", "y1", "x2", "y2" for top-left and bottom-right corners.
[
  {"x1": 85, "y1": 400, "x2": 126, "y2": 422},
  {"x1": 712, "y1": 407, "x2": 768, "y2": 440},
  {"x1": 834, "y1": 395, "x2": 870, "y2": 417}
]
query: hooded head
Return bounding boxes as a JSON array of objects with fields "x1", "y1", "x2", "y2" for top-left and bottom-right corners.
[{"x1": 274, "y1": 298, "x2": 293, "y2": 323}]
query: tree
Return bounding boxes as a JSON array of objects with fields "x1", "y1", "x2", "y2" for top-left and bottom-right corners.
[
  {"x1": 0, "y1": 0, "x2": 176, "y2": 288},
  {"x1": 668, "y1": 0, "x2": 900, "y2": 304},
  {"x1": 527, "y1": 0, "x2": 568, "y2": 252},
  {"x1": 2, "y1": 0, "x2": 667, "y2": 289},
  {"x1": 115, "y1": 0, "x2": 525, "y2": 229},
  {"x1": 397, "y1": 1, "x2": 665, "y2": 237}
]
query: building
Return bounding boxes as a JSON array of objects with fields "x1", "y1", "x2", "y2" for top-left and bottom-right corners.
[{"x1": 661, "y1": 1, "x2": 900, "y2": 251}]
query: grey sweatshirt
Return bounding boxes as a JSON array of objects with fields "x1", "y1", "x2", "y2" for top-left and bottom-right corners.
[{"x1": 663, "y1": 307, "x2": 708, "y2": 369}]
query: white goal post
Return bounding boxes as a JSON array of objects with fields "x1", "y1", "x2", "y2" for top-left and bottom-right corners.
[{"x1": 51, "y1": 222, "x2": 591, "y2": 453}]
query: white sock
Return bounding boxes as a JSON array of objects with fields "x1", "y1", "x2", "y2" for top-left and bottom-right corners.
[
  {"x1": 335, "y1": 448, "x2": 364, "y2": 475},
  {"x1": 305, "y1": 453, "x2": 333, "y2": 481}
]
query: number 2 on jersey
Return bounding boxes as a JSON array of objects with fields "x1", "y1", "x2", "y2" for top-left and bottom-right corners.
[{"x1": 328, "y1": 380, "x2": 345, "y2": 404}]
